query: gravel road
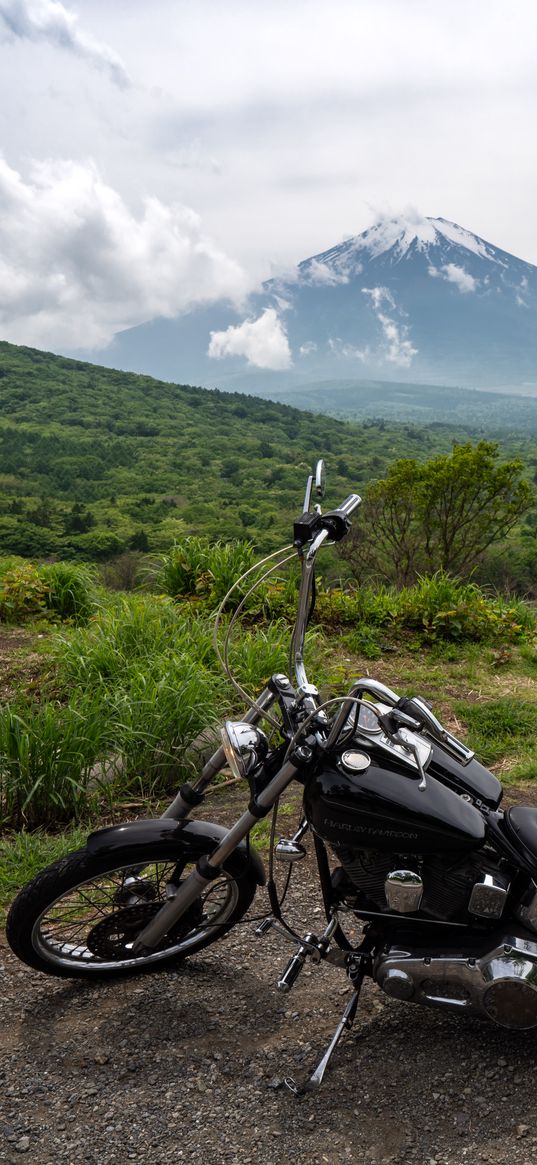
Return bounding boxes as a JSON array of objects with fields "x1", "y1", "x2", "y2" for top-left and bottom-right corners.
[{"x1": 2, "y1": 789, "x2": 537, "y2": 1165}]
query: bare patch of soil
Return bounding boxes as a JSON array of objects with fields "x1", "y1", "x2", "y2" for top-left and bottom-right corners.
[{"x1": 0, "y1": 627, "x2": 48, "y2": 701}]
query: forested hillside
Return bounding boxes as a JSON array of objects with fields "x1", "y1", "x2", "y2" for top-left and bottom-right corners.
[{"x1": 0, "y1": 340, "x2": 536, "y2": 562}]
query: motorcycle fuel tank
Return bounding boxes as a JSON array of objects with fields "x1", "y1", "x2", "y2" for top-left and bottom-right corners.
[
  {"x1": 304, "y1": 751, "x2": 486, "y2": 854},
  {"x1": 427, "y1": 745, "x2": 502, "y2": 809}
]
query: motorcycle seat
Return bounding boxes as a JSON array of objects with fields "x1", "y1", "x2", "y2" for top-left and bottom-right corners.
[{"x1": 505, "y1": 806, "x2": 537, "y2": 859}]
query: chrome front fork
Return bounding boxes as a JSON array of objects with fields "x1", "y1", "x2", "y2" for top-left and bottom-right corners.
[{"x1": 133, "y1": 753, "x2": 298, "y2": 952}]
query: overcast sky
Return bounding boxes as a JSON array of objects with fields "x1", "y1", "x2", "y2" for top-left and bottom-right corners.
[{"x1": 1, "y1": 0, "x2": 536, "y2": 349}]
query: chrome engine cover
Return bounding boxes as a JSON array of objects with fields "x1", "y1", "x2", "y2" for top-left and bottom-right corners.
[{"x1": 374, "y1": 933, "x2": 537, "y2": 1029}]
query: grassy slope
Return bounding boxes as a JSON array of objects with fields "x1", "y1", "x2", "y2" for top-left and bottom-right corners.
[{"x1": 0, "y1": 340, "x2": 504, "y2": 557}]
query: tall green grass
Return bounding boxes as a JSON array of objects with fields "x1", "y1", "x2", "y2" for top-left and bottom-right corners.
[
  {"x1": 0, "y1": 590, "x2": 301, "y2": 829},
  {"x1": 0, "y1": 696, "x2": 108, "y2": 829},
  {"x1": 1, "y1": 543, "x2": 536, "y2": 831},
  {"x1": 39, "y1": 561, "x2": 96, "y2": 623}
]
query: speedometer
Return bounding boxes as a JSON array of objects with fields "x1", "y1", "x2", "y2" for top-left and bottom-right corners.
[{"x1": 357, "y1": 702, "x2": 381, "y2": 734}]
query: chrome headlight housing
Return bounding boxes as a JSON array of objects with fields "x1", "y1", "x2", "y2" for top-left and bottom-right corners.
[{"x1": 221, "y1": 721, "x2": 269, "y2": 780}]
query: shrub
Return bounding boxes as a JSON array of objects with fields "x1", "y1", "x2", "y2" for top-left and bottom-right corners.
[
  {"x1": 0, "y1": 563, "x2": 50, "y2": 623},
  {"x1": 157, "y1": 537, "x2": 255, "y2": 609},
  {"x1": 396, "y1": 573, "x2": 533, "y2": 643},
  {"x1": 312, "y1": 572, "x2": 535, "y2": 644},
  {"x1": 39, "y1": 561, "x2": 96, "y2": 624}
]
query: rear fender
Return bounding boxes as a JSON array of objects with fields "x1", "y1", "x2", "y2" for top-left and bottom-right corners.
[{"x1": 86, "y1": 817, "x2": 266, "y2": 885}]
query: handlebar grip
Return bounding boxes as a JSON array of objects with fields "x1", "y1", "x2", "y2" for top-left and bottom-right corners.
[
  {"x1": 320, "y1": 495, "x2": 361, "y2": 543},
  {"x1": 338, "y1": 494, "x2": 362, "y2": 517}
]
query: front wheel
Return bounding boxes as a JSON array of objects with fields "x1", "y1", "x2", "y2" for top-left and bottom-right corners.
[{"x1": 6, "y1": 844, "x2": 257, "y2": 978}]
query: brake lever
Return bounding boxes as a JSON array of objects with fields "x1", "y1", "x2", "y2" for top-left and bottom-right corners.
[
  {"x1": 377, "y1": 711, "x2": 427, "y2": 790},
  {"x1": 394, "y1": 735, "x2": 427, "y2": 791}
]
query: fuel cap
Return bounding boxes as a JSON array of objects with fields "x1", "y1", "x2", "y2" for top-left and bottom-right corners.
[{"x1": 340, "y1": 750, "x2": 370, "y2": 773}]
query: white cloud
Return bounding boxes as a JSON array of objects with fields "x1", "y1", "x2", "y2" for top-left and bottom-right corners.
[
  {"x1": 302, "y1": 258, "x2": 352, "y2": 286},
  {"x1": 0, "y1": 0, "x2": 130, "y2": 87},
  {"x1": 299, "y1": 340, "x2": 317, "y2": 356},
  {"x1": 208, "y1": 308, "x2": 292, "y2": 370},
  {"x1": 361, "y1": 286, "x2": 396, "y2": 311},
  {"x1": 328, "y1": 337, "x2": 369, "y2": 362},
  {"x1": 377, "y1": 314, "x2": 418, "y2": 366},
  {"x1": 362, "y1": 285, "x2": 417, "y2": 367},
  {"x1": 428, "y1": 262, "x2": 478, "y2": 293},
  {"x1": 0, "y1": 157, "x2": 248, "y2": 349}
]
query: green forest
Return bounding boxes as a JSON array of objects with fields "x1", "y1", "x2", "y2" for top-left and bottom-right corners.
[{"x1": 2, "y1": 339, "x2": 535, "y2": 566}]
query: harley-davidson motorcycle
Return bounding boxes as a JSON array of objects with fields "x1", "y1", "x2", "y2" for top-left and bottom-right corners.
[{"x1": 8, "y1": 461, "x2": 537, "y2": 1092}]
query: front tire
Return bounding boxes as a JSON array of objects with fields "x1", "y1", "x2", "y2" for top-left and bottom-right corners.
[{"x1": 7, "y1": 843, "x2": 257, "y2": 978}]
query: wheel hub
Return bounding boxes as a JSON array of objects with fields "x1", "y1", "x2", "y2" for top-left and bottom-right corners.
[{"x1": 86, "y1": 900, "x2": 203, "y2": 960}]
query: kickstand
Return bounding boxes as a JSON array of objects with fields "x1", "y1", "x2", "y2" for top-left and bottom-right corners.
[{"x1": 285, "y1": 956, "x2": 366, "y2": 1096}]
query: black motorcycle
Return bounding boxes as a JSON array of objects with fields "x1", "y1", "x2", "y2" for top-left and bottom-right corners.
[{"x1": 8, "y1": 461, "x2": 537, "y2": 1092}]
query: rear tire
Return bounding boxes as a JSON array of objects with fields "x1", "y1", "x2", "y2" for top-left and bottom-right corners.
[{"x1": 6, "y1": 843, "x2": 257, "y2": 979}]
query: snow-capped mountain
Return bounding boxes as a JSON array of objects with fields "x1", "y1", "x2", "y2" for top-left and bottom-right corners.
[{"x1": 83, "y1": 214, "x2": 537, "y2": 391}]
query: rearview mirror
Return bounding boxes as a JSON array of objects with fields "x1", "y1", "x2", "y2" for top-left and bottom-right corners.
[{"x1": 314, "y1": 459, "x2": 326, "y2": 499}]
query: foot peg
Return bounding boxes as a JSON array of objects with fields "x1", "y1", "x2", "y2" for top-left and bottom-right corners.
[
  {"x1": 277, "y1": 949, "x2": 307, "y2": 992},
  {"x1": 255, "y1": 915, "x2": 275, "y2": 937},
  {"x1": 275, "y1": 838, "x2": 306, "y2": 862},
  {"x1": 277, "y1": 916, "x2": 338, "y2": 994}
]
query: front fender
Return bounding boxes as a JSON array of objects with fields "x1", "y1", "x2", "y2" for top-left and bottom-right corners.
[{"x1": 86, "y1": 817, "x2": 266, "y2": 885}]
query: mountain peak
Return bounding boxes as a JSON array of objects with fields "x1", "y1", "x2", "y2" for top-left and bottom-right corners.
[
  {"x1": 354, "y1": 213, "x2": 495, "y2": 261},
  {"x1": 299, "y1": 213, "x2": 498, "y2": 279}
]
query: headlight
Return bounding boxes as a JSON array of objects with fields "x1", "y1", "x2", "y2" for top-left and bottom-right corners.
[{"x1": 221, "y1": 721, "x2": 269, "y2": 780}]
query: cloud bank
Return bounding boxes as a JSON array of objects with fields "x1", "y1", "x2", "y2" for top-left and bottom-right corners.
[
  {"x1": 0, "y1": 0, "x2": 130, "y2": 87},
  {"x1": 0, "y1": 157, "x2": 248, "y2": 349},
  {"x1": 208, "y1": 308, "x2": 292, "y2": 369}
]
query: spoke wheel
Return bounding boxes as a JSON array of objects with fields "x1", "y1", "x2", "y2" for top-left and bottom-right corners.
[{"x1": 7, "y1": 847, "x2": 257, "y2": 978}]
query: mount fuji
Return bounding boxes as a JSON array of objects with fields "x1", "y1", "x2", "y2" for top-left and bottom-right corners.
[{"x1": 83, "y1": 214, "x2": 537, "y2": 393}]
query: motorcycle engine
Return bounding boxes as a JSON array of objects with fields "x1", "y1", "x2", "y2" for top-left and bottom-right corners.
[
  {"x1": 335, "y1": 845, "x2": 537, "y2": 1029},
  {"x1": 334, "y1": 845, "x2": 505, "y2": 922}
]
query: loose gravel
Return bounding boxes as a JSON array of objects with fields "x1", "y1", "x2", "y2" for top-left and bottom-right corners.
[{"x1": 2, "y1": 789, "x2": 537, "y2": 1165}]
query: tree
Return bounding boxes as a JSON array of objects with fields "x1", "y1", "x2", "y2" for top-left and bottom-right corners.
[
  {"x1": 64, "y1": 503, "x2": 95, "y2": 535},
  {"x1": 129, "y1": 529, "x2": 150, "y2": 552},
  {"x1": 338, "y1": 442, "x2": 534, "y2": 587}
]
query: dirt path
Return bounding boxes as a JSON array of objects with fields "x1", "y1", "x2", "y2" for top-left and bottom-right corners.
[{"x1": 2, "y1": 789, "x2": 537, "y2": 1165}]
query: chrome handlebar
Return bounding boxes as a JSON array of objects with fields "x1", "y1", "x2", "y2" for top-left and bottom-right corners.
[
  {"x1": 337, "y1": 493, "x2": 362, "y2": 518},
  {"x1": 292, "y1": 491, "x2": 362, "y2": 690},
  {"x1": 397, "y1": 695, "x2": 475, "y2": 765},
  {"x1": 293, "y1": 527, "x2": 330, "y2": 690},
  {"x1": 325, "y1": 678, "x2": 474, "y2": 766},
  {"x1": 290, "y1": 477, "x2": 474, "y2": 768}
]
